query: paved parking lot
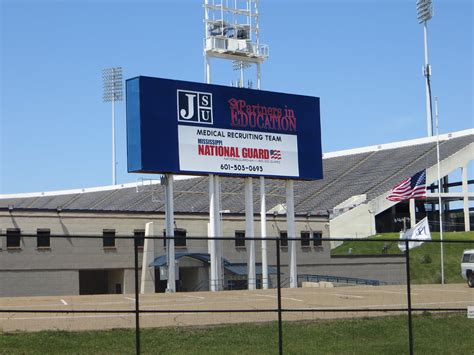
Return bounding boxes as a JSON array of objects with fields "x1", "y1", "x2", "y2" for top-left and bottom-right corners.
[{"x1": 0, "y1": 284, "x2": 472, "y2": 332}]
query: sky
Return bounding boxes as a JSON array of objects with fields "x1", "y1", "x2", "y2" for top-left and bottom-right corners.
[{"x1": 0, "y1": 0, "x2": 472, "y2": 194}]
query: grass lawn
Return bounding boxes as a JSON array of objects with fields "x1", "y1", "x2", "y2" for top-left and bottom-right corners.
[
  {"x1": 1, "y1": 313, "x2": 472, "y2": 354},
  {"x1": 331, "y1": 232, "x2": 474, "y2": 284}
]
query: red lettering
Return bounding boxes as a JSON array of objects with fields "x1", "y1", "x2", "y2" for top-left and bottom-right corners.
[{"x1": 228, "y1": 98, "x2": 297, "y2": 132}]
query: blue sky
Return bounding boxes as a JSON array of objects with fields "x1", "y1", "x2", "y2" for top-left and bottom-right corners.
[{"x1": 1, "y1": 0, "x2": 472, "y2": 194}]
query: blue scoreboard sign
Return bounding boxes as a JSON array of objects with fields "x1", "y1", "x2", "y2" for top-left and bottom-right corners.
[{"x1": 126, "y1": 76, "x2": 322, "y2": 180}]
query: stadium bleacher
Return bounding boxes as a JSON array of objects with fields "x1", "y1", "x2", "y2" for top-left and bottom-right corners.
[{"x1": 0, "y1": 131, "x2": 472, "y2": 216}]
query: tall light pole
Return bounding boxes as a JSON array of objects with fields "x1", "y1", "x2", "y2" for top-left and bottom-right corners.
[
  {"x1": 232, "y1": 60, "x2": 252, "y2": 88},
  {"x1": 102, "y1": 67, "x2": 123, "y2": 185},
  {"x1": 204, "y1": 0, "x2": 269, "y2": 291},
  {"x1": 416, "y1": 0, "x2": 434, "y2": 137},
  {"x1": 434, "y1": 97, "x2": 445, "y2": 284}
]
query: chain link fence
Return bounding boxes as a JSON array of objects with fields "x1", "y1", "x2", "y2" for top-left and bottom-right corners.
[{"x1": 0, "y1": 233, "x2": 472, "y2": 354}]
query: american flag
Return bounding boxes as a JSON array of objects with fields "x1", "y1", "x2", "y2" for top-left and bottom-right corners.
[
  {"x1": 270, "y1": 149, "x2": 281, "y2": 160},
  {"x1": 386, "y1": 169, "x2": 426, "y2": 202}
]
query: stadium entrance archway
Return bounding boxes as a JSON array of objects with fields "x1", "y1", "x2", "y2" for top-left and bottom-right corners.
[
  {"x1": 179, "y1": 255, "x2": 209, "y2": 292},
  {"x1": 150, "y1": 253, "x2": 211, "y2": 292}
]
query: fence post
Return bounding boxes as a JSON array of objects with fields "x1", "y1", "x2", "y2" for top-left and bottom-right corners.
[
  {"x1": 276, "y1": 238, "x2": 283, "y2": 355},
  {"x1": 134, "y1": 236, "x2": 141, "y2": 355},
  {"x1": 405, "y1": 240, "x2": 414, "y2": 355}
]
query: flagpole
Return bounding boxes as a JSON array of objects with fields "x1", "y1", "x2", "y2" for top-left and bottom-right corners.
[{"x1": 435, "y1": 97, "x2": 444, "y2": 285}]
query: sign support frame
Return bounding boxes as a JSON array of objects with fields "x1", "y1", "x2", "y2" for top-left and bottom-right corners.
[
  {"x1": 246, "y1": 177, "x2": 256, "y2": 289},
  {"x1": 164, "y1": 174, "x2": 176, "y2": 292},
  {"x1": 286, "y1": 179, "x2": 297, "y2": 288}
]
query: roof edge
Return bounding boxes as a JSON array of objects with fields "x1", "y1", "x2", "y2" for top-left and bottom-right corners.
[
  {"x1": 322, "y1": 128, "x2": 473, "y2": 159},
  {"x1": 0, "y1": 176, "x2": 198, "y2": 199}
]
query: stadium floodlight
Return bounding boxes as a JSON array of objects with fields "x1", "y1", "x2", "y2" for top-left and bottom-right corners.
[
  {"x1": 416, "y1": 0, "x2": 433, "y2": 23},
  {"x1": 232, "y1": 60, "x2": 252, "y2": 88},
  {"x1": 102, "y1": 67, "x2": 123, "y2": 185},
  {"x1": 102, "y1": 67, "x2": 123, "y2": 102},
  {"x1": 416, "y1": 0, "x2": 434, "y2": 137}
]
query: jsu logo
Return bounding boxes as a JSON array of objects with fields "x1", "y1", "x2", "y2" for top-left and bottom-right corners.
[{"x1": 177, "y1": 90, "x2": 213, "y2": 124}]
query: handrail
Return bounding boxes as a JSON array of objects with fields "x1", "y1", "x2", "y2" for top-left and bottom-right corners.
[{"x1": 297, "y1": 274, "x2": 397, "y2": 286}]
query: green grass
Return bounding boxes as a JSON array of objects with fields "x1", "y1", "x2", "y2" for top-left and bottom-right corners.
[
  {"x1": 331, "y1": 232, "x2": 474, "y2": 284},
  {"x1": 1, "y1": 314, "x2": 473, "y2": 354}
]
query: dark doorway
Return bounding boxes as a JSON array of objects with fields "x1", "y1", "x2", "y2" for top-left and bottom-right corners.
[
  {"x1": 154, "y1": 268, "x2": 167, "y2": 293},
  {"x1": 79, "y1": 270, "x2": 108, "y2": 295},
  {"x1": 180, "y1": 267, "x2": 202, "y2": 292},
  {"x1": 79, "y1": 270, "x2": 124, "y2": 295}
]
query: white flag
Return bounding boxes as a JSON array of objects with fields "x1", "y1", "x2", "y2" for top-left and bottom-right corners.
[{"x1": 398, "y1": 217, "x2": 431, "y2": 252}]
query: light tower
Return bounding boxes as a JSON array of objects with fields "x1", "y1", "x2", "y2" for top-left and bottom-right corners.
[
  {"x1": 204, "y1": 0, "x2": 269, "y2": 87},
  {"x1": 204, "y1": 0, "x2": 269, "y2": 291},
  {"x1": 416, "y1": 0, "x2": 434, "y2": 137},
  {"x1": 232, "y1": 60, "x2": 252, "y2": 88},
  {"x1": 417, "y1": 1, "x2": 446, "y2": 284},
  {"x1": 102, "y1": 67, "x2": 123, "y2": 185}
]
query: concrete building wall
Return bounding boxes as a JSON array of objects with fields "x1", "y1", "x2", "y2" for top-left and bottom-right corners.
[
  {"x1": 144, "y1": 214, "x2": 330, "y2": 266},
  {"x1": 329, "y1": 203, "x2": 373, "y2": 241},
  {"x1": 2, "y1": 209, "x2": 374, "y2": 297},
  {"x1": 123, "y1": 268, "x2": 137, "y2": 294},
  {"x1": 107, "y1": 269, "x2": 125, "y2": 294},
  {"x1": 0, "y1": 235, "x2": 139, "y2": 271},
  {"x1": 0, "y1": 211, "x2": 160, "y2": 296},
  {"x1": 0, "y1": 270, "x2": 79, "y2": 297}
]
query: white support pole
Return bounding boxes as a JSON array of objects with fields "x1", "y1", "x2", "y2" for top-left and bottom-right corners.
[
  {"x1": 255, "y1": 0, "x2": 259, "y2": 47},
  {"x1": 140, "y1": 222, "x2": 156, "y2": 294},
  {"x1": 112, "y1": 97, "x2": 116, "y2": 185},
  {"x1": 246, "y1": 177, "x2": 256, "y2": 290},
  {"x1": 409, "y1": 199, "x2": 416, "y2": 228},
  {"x1": 248, "y1": 0, "x2": 252, "y2": 41},
  {"x1": 286, "y1": 180, "x2": 297, "y2": 288},
  {"x1": 240, "y1": 64, "x2": 244, "y2": 88},
  {"x1": 165, "y1": 174, "x2": 175, "y2": 292},
  {"x1": 204, "y1": 0, "x2": 209, "y2": 31},
  {"x1": 209, "y1": 175, "x2": 217, "y2": 291},
  {"x1": 260, "y1": 177, "x2": 268, "y2": 289},
  {"x1": 214, "y1": 175, "x2": 223, "y2": 290},
  {"x1": 423, "y1": 23, "x2": 433, "y2": 137},
  {"x1": 205, "y1": 58, "x2": 211, "y2": 85},
  {"x1": 435, "y1": 98, "x2": 444, "y2": 285},
  {"x1": 256, "y1": 62, "x2": 266, "y2": 289},
  {"x1": 462, "y1": 165, "x2": 471, "y2": 232},
  {"x1": 205, "y1": 34, "x2": 218, "y2": 291},
  {"x1": 257, "y1": 63, "x2": 261, "y2": 91},
  {"x1": 436, "y1": 164, "x2": 445, "y2": 286}
]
